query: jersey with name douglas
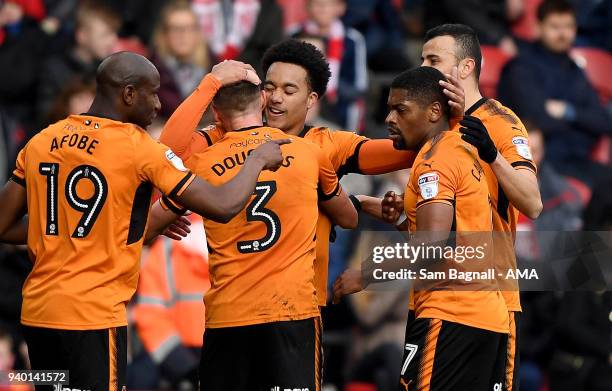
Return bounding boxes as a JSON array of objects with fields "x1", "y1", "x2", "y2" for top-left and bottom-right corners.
[
  {"x1": 176, "y1": 124, "x2": 411, "y2": 306},
  {"x1": 184, "y1": 126, "x2": 341, "y2": 328},
  {"x1": 458, "y1": 98, "x2": 537, "y2": 312},
  {"x1": 11, "y1": 115, "x2": 195, "y2": 330},
  {"x1": 404, "y1": 130, "x2": 509, "y2": 333}
]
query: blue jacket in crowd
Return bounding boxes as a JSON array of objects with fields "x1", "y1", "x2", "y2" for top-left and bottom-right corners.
[{"x1": 498, "y1": 42, "x2": 612, "y2": 166}]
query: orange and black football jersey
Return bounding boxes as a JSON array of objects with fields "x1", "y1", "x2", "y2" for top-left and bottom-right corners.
[
  {"x1": 11, "y1": 115, "x2": 195, "y2": 330},
  {"x1": 162, "y1": 119, "x2": 414, "y2": 305},
  {"x1": 404, "y1": 130, "x2": 509, "y2": 333},
  {"x1": 459, "y1": 98, "x2": 537, "y2": 312},
  {"x1": 184, "y1": 126, "x2": 341, "y2": 328}
]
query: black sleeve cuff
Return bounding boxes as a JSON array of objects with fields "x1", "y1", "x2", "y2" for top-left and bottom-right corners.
[
  {"x1": 161, "y1": 196, "x2": 188, "y2": 215},
  {"x1": 10, "y1": 175, "x2": 25, "y2": 187},
  {"x1": 318, "y1": 182, "x2": 341, "y2": 201},
  {"x1": 349, "y1": 195, "x2": 362, "y2": 211},
  {"x1": 511, "y1": 161, "x2": 537, "y2": 172},
  {"x1": 168, "y1": 172, "x2": 195, "y2": 198}
]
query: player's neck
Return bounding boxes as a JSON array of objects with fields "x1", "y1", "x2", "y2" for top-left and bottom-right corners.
[
  {"x1": 225, "y1": 115, "x2": 263, "y2": 132},
  {"x1": 85, "y1": 99, "x2": 124, "y2": 124},
  {"x1": 464, "y1": 83, "x2": 483, "y2": 113},
  {"x1": 284, "y1": 122, "x2": 306, "y2": 136},
  {"x1": 416, "y1": 122, "x2": 449, "y2": 151}
]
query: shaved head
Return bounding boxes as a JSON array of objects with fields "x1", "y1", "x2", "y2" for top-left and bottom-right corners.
[
  {"x1": 91, "y1": 51, "x2": 161, "y2": 129},
  {"x1": 96, "y1": 51, "x2": 159, "y2": 95}
]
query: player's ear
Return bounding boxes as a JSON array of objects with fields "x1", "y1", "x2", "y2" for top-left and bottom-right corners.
[
  {"x1": 212, "y1": 105, "x2": 220, "y2": 122},
  {"x1": 306, "y1": 92, "x2": 318, "y2": 111},
  {"x1": 429, "y1": 101, "x2": 443, "y2": 122},
  {"x1": 459, "y1": 58, "x2": 476, "y2": 81},
  {"x1": 123, "y1": 85, "x2": 136, "y2": 106},
  {"x1": 260, "y1": 90, "x2": 267, "y2": 112}
]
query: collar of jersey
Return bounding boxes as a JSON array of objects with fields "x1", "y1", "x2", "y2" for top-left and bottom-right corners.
[{"x1": 465, "y1": 97, "x2": 489, "y2": 116}]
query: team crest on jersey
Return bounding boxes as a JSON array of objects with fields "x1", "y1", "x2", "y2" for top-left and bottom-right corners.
[
  {"x1": 165, "y1": 150, "x2": 188, "y2": 172},
  {"x1": 512, "y1": 136, "x2": 532, "y2": 160},
  {"x1": 418, "y1": 172, "x2": 439, "y2": 200}
]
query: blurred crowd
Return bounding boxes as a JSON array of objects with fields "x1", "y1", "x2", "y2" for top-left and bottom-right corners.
[{"x1": 0, "y1": 0, "x2": 611, "y2": 390}]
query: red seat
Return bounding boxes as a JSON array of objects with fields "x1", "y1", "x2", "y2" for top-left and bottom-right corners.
[
  {"x1": 511, "y1": 0, "x2": 543, "y2": 41},
  {"x1": 570, "y1": 47, "x2": 612, "y2": 165},
  {"x1": 570, "y1": 47, "x2": 612, "y2": 104},
  {"x1": 345, "y1": 382, "x2": 377, "y2": 391},
  {"x1": 480, "y1": 45, "x2": 513, "y2": 98},
  {"x1": 565, "y1": 176, "x2": 592, "y2": 205}
]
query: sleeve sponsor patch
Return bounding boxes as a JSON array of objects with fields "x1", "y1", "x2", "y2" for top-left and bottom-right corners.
[
  {"x1": 512, "y1": 136, "x2": 532, "y2": 160},
  {"x1": 165, "y1": 150, "x2": 188, "y2": 172},
  {"x1": 418, "y1": 172, "x2": 439, "y2": 200}
]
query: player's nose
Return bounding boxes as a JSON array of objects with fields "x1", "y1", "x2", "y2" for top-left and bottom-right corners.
[{"x1": 385, "y1": 111, "x2": 396, "y2": 126}]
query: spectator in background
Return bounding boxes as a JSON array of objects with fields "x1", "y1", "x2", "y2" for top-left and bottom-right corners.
[
  {"x1": 295, "y1": 0, "x2": 368, "y2": 131},
  {"x1": 192, "y1": 0, "x2": 283, "y2": 75},
  {"x1": 130, "y1": 217, "x2": 209, "y2": 390},
  {"x1": 342, "y1": 0, "x2": 410, "y2": 72},
  {"x1": 0, "y1": 0, "x2": 49, "y2": 127},
  {"x1": 36, "y1": 0, "x2": 120, "y2": 124},
  {"x1": 45, "y1": 80, "x2": 95, "y2": 125},
  {"x1": 424, "y1": 0, "x2": 521, "y2": 56},
  {"x1": 498, "y1": 0, "x2": 612, "y2": 187},
  {"x1": 151, "y1": 0, "x2": 209, "y2": 119},
  {"x1": 572, "y1": 0, "x2": 612, "y2": 51}
]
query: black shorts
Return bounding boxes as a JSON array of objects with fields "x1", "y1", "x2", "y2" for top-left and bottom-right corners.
[
  {"x1": 22, "y1": 325, "x2": 127, "y2": 391},
  {"x1": 199, "y1": 317, "x2": 323, "y2": 391},
  {"x1": 398, "y1": 318, "x2": 508, "y2": 391}
]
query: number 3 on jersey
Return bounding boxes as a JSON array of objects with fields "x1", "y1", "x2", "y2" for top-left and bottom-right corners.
[
  {"x1": 39, "y1": 162, "x2": 108, "y2": 238},
  {"x1": 237, "y1": 181, "x2": 281, "y2": 253}
]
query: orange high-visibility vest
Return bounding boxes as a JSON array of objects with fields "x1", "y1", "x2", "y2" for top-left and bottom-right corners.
[{"x1": 133, "y1": 217, "x2": 210, "y2": 362}]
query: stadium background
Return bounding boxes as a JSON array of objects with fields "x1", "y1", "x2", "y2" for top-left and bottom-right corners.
[{"x1": 0, "y1": 0, "x2": 610, "y2": 390}]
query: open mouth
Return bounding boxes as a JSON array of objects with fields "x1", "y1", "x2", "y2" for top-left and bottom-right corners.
[{"x1": 267, "y1": 107, "x2": 285, "y2": 117}]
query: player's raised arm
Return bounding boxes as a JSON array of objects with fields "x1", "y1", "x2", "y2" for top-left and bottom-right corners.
[
  {"x1": 160, "y1": 60, "x2": 261, "y2": 159},
  {"x1": 173, "y1": 139, "x2": 291, "y2": 223},
  {"x1": 459, "y1": 115, "x2": 542, "y2": 219}
]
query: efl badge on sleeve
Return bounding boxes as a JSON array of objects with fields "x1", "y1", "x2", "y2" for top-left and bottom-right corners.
[
  {"x1": 512, "y1": 136, "x2": 532, "y2": 160},
  {"x1": 418, "y1": 172, "x2": 439, "y2": 200},
  {"x1": 165, "y1": 150, "x2": 188, "y2": 172}
]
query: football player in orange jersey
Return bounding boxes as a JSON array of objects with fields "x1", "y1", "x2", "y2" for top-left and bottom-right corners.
[
  {"x1": 169, "y1": 80, "x2": 357, "y2": 390},
  {"x1": 0, "y1": 52, "x2": 288, "y2": 391},
  {"x1": 335, "y1": 67, "x2": 509, "y2": 391},
  {"x1": 158, "y1": 40, "x2": 466, "y2": 309},
  {"x1": 337, "y1": 24, "x2": 543, "y2": 391}
]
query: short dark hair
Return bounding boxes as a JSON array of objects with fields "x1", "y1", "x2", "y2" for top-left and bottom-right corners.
[
  {"x1": 424, "y1": 24, "x2": 482, "y2": 80},
  {"x1": 261, "y1": 39, "x2": 331, "y2": 97},
  {"x1": 391, "y1": 66, "x2": 450, "y2": 118},
  {"x1": 537, "y1": 0, "x2": 575, "y2": 21},
  {"x1": 213, "y1": 81, "x2": 261, "y2": 113}
]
